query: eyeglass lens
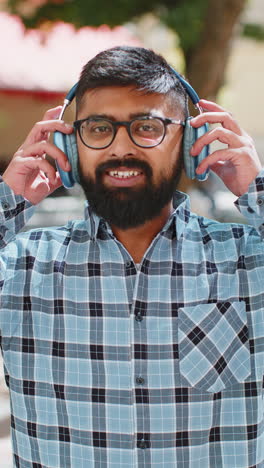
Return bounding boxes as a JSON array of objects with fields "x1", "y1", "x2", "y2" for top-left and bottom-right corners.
[{"x1": 79, "y1": 118, "x2": 165, "y2": 148}]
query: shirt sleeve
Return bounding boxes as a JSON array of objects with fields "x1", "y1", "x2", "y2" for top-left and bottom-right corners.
[
  {"x1": 235, "y1": 169, "x2": 264, "y2": 238},
  {"x1": 0, "y1": 178, "x2": 35, "y2": 249}
]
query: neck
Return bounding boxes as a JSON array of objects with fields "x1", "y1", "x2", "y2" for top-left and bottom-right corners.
[{"x1": 111, "y1": 202, "x2": 173, "y2": 263}]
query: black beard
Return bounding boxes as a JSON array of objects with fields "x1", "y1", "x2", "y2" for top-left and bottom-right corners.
[{"x1": 79, "y1": 157, "x2": 183, "y2": 230}]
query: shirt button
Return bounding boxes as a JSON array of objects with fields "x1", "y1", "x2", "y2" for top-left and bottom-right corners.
[
  {"x1": 136, "y1": 376, "x2": 145, "y2": 385},
  {"x1": 2, "y1": 201, "x2": 10, "y2": 210},
  {"x1": 135, "y1": 312, "x2": 143, "y2": 322},
  {"x1": 257, "y1": 197, "x2": 264, "y2": 206},
  {"x1": 137, "y1": 439, "x2": 148, "y2": 449},
  {"x1": 125, "y1": 260, "x2": 132, "y2": 268}
]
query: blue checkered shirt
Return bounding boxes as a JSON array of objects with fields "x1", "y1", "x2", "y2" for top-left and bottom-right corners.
[{"x1": 0, "y1": 172, "x2": 264, "y2": 468}]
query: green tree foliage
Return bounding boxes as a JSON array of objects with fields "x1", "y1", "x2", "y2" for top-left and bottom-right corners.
[
  {"x1": 8, "y1": 0, "x2": 181, "y2": 28},
  {"x1": 161, "y1": 0, "x2": 209, "y2": 58},
  {"x1": 243, "y1": 23, "x2": 264, "y2": 41},
  {"x1": 9, "y1": 0, "x2": 208, "y2": 57}
]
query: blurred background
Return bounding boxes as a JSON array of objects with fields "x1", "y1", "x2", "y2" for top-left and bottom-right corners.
[{"x1": 0, "y1": 0, "x2": 264, "y2": 465}]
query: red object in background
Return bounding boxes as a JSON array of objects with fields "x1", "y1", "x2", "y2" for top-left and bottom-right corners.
[{"x1": 0, "y1": 12, "x2": 140, "y2": 94}]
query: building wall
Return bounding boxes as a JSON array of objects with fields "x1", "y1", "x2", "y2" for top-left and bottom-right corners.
[
  {"x1": 0, "y1": 92, "x2": 77, "y2": 171},
  {"x1": 221, "y1": 37, "x2": 264, "y2": 164}
]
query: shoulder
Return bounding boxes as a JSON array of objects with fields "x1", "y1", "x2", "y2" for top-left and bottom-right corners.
[
  {"x1": 3, "y1": 219, "x2": 93, "y2": 259},
  {"x1": 185, "y1": 211, "x2": 262, "y2": 255}
]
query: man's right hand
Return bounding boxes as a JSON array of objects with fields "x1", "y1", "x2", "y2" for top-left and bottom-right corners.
[{"x1": 2, "y1": 107, "x2": 73, "y2": 205}]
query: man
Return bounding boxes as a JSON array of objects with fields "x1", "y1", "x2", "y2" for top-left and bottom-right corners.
[{"x1": 0, "y1": 46, "x2": 263, "y2": 468}]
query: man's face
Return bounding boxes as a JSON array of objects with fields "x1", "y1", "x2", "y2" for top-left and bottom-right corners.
[{"x1": 77, "y1": 85, "x2": 184, "y2": 229}]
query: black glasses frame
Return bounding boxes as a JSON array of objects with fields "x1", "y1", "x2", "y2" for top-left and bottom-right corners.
[{"x1": 73, "y1": 116, "x2": 184, "y2": 149}]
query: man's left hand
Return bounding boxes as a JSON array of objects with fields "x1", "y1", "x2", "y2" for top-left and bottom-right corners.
[{"x1": 190, "y1": 99, "x2": 262, "y2": 197}]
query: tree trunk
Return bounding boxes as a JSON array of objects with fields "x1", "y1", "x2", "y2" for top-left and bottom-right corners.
[
  {"x1": 185, "y1": 0, "x2": 247, "y2": 100},
  {"x1": 178, "y1": 0, "x2": 247, "y2": 192}
]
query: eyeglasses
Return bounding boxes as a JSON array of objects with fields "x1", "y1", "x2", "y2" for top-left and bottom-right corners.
[{"x1": 73, "y1": 116, "x2": 184, "y2": 149}]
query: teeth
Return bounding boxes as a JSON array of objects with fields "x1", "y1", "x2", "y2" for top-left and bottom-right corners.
[{"x1": 109, "y1": 170, "x2": 140, "y2": 178}]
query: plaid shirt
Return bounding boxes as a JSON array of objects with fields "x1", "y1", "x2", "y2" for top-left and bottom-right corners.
[{"x1": 0, "y1": 173, "x2": 264, "y2": 468}]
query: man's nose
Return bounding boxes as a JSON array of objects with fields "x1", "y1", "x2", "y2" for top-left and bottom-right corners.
[{"x1": 109, "y1": 125, "x2": 137, "y2": 157}]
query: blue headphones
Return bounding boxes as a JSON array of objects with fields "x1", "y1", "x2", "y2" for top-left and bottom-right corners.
[{"x1": 54, "y1": 70, "x2": 209, "y2": 189}]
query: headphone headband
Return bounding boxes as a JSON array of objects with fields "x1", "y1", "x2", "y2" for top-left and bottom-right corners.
[{"x1": 169, "y1": 67, "x2": 200, "y2": 105}]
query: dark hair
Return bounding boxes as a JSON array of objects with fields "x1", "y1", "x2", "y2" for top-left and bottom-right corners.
[{"x1": 76, "y1": 46, "x2": 188, "y2": 117}]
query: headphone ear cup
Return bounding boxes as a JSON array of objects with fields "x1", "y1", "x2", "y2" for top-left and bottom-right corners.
[
  {"x1": 183, "y1": 117, "x2": 209, "y2": 181},
  {"x1": 53, "y1": 131, "x2": 80, "y2": 188}
]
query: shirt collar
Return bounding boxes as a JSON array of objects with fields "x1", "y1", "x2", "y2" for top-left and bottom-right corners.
[
  {"x1": 160, "y1": 191, "x2": 191, "y2": 239},
  {"x1": 83, "y1": 191, "x2": 191, "y2": 240}
]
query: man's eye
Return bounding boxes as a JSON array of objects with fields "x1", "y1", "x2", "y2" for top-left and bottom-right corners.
[
  {"x1": 134, "y1": 120, "x2": 162, "y2": 135},
  {"x1": 83, "y1": 120, "x2": 112, "y2": 136},
  {"x1": 90, "y1": 125, "x2": 111, "y2": 134},
  {"x1": 139, "y1": 125, "x2": 154, "y2": 132}
]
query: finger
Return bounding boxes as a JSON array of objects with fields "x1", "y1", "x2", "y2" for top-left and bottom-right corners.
[
  {"x1": 191, "y1": 127, "x2": 247, "y2": 155},
  {"x1": 18, "y1": 156, "x2": 58, "y2": 184},
  {"x1": 35, "y1": 119, "x2": 73, "y2": 142},
  {"x1": 41, "y1": 106, "x2": 64, "y2": 121},
  {"x1": 18, "y1": 140, "x2": 71, "y2": 171},
  {"x1": 45, "y1": 172, "x2": 62, "y2": 192},
  {"x1": 196, "y1": 147, "x2": 244, "y2": 174},
  {"x1": 198, "y1": 99, "x2": 226, "y2": 112},
  {"x1": 27, "y1": 106, "x2": 66, "y2": 150},
  {"x1": 21, "y1": 120, "x2": 73, "y2": 148},
  {"x1": 191, "y1": 111, "x2": 242, "y2": 135},
  {"x1": 22, "y1": 170, "x2": 63, "y2": 204}
]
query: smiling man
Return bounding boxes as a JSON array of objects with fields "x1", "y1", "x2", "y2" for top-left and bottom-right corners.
[
  {"x1": 76, "y1": 81, "x2": 185, "y2": 260},
  {"x1": 1, "y1": 47, "x2": 264, "y2": 468}
]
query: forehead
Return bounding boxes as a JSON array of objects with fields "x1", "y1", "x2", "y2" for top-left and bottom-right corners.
[{"x1": 77, "y1": 85, "x2": 178, "y2": 119}]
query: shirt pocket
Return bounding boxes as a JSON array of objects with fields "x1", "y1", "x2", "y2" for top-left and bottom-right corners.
[{"x1": 178, "y1": 301, "x2": 250, "y2": 393}]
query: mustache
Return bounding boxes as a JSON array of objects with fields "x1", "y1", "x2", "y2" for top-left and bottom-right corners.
[{"x1": 95, "y1": 158, "x2": 153, "y2": 179}]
